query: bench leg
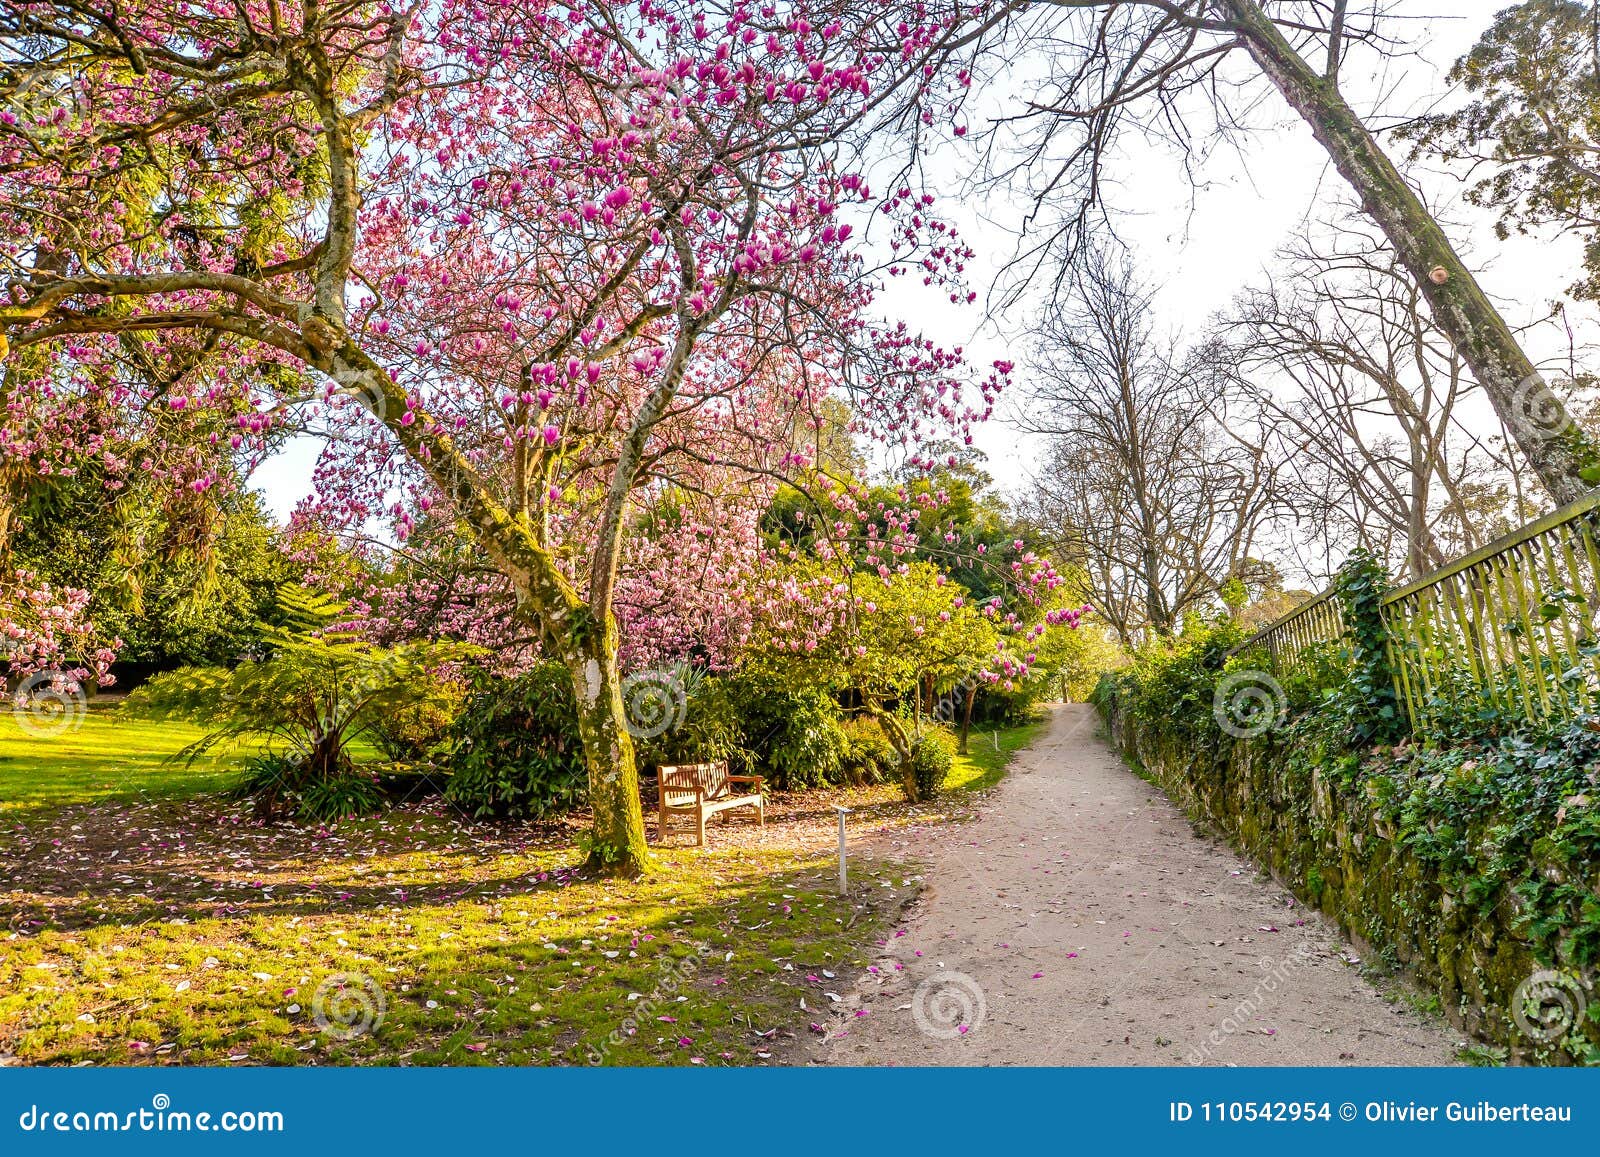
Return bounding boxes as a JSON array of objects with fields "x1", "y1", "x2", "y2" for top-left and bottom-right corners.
[
  {"x1": 696, "y1": 809, "x2": 707, "y2": 847},
  {"x1": 657, "y1": 807, "x2": 667, "y2": 843},
  {"x1": 758, "y1": 801, "x2": 765, "y2": 830}
]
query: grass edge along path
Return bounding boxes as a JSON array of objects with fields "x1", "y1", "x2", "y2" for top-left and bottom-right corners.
[{"x1": 946, "y1": 719, "x2": 1047, "y2": 793}]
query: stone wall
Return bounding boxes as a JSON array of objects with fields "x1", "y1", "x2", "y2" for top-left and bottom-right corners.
[{"x1": 1096, "y1": 690, "x2": 1599, "y2": 1065}]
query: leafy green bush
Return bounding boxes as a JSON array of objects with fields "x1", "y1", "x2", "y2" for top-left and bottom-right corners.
[
  {"x1": 233, "y1": 753, "x2": 386, "y2": 822},
  {"x1": 234, "y1": 754, "x2": 309, "y2": 820},
  {"x1": 909, "y1": 728, "x2": 956, "y2": 798},
  {"x1": 1332, "y1": 549, "x2": 1405, "y2": 744},
  {"x1": 726, "y1": 671, "x2": 847, "y2": 789},
  {"x1": 1100, "y1": 619, "x2": 1245, "y2": 744},
  {"x1": 1273, "y1": 639, "x2": 1351, "y2": 715},
  {"x1": 635, "y1": 674, "x2": 748, "y2": 771},
  {"x1": 368, "y1": 679, "x2": 466, "y2": 762},
  {"x1": 299, "y1": 771, "x2": 386, "y2": 823},
  {"x1": 440, "y1": 663, "x2": 587, "y2": 818},
  {"x1": 125, "y1": 587, "x2": 475, "y2": 822}
]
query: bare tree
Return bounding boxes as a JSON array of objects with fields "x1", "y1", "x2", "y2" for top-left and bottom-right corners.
[
  {"x1": 1219, "y1": 221, "x2": 1521, "y2": 579},
  {"x1": 1022, "y1": 245, "x2": 1278, "y2": 641},
  {"x1": 971, "y1": 0, "x2": 1596, "y2": 501}
]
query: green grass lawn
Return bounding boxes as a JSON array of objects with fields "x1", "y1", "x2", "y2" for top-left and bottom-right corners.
[
  {"x1": 1, "y1": 806, "x2": 916, "y2": 1066},
  {"x1": 0, "y1": 712, "x2": 1046, "y2": 1066},
  {"x1": 946, "y1": 719, "x2": 1047, "y2": 793},
  {"x1": 0, "y1": 709, "x2": 240, "y2": 819}
]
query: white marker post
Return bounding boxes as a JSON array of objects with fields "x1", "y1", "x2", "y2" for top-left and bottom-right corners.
[{"x1": 834, "y1": 805, "x2": 851, "y2": 896}]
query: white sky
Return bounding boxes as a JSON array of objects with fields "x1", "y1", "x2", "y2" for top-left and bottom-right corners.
[{"x1": 253, "y1": 2, "x2": 1589, "y2": 542}]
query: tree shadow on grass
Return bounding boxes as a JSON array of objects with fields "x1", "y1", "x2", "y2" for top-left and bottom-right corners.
[{"x1": 1, "y1": 854, "x2": 917, "y2": 1067}]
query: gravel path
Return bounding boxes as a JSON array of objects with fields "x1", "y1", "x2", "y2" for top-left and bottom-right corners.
[{"x1": 814, "y1": 704, "x2": 1463, "y2": 1066}]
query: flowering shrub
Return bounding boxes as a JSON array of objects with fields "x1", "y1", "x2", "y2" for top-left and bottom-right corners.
[{"x1": 1, "y1": 571, "x2": 117, "y2": 698}]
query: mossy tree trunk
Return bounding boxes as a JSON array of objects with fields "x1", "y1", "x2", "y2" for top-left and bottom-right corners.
[
  {"x1": 958, "y1": 683, "x2": 977, "y2": 755},
  {"x1": 317, "y1": 344, "x2": 655, "y2": 876},
  {"x1": 1219, "y1": 0, "x2": 1598, "y2": 502},
  {"x1": 562, "y1": 620, "x2": 653, "y2": 874},
  {"x1": 305, "y1": 729, "x2": 348, "y2": 782}
]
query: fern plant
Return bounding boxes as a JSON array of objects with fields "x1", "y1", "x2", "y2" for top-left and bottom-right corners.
[{"x1": 125, "y1": 586, "x2": 476, "y2": 818}]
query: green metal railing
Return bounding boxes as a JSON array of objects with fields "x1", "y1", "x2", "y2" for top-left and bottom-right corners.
[
  {"x1": 1226, "y1": 586, "x2": 1343, "y2": 672},
  {"x1": 1380, "y1": 490, "x2": 1600, "y2": 733},
  {"x1": 1230, "y1": 490, "x2": 1600, "y2": 734}
]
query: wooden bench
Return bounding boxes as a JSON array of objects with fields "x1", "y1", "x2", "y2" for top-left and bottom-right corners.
[{"x1": 657, "y1": 761, "x2": 764, "y2": 846}]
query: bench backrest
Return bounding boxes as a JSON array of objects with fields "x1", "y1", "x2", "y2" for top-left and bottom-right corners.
[{"x1": 659, "y1": 761, "x2": 730, "y2": 807}]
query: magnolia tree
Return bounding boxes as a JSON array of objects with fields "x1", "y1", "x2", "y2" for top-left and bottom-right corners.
[
  {"x1": 324, "y1": 486, "x2": 766, "y2": 676},
  {"x1": 0, "y1": 0, "x2": 1002, "y2": 872},
  {"x1": 0, "y1": 328, "x2": 235, "y2": 707},
  {"x1": 745, "y1": 488, "x2": 1087, "y2": 799}
]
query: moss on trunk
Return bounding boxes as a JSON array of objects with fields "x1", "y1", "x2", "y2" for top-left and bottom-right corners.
[
  {"x1": 1219, "y1": 0, "x2": 1600, "y2": 501},
  {"x1": 565, "y1": 640, "x2": 654, "y2": 877}
]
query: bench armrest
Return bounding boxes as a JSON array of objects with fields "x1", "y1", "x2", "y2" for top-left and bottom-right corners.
[
  {"x1": 660, "y1": 785, "x2": 706, "y2": 800},
  {"x1": 727, "y1": 775, "x2": 763, "y2": 789}
]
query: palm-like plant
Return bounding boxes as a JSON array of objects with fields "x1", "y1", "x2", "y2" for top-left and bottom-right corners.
[{"x1": 126, "y1": 586, "x2": 477, "y2": 816}]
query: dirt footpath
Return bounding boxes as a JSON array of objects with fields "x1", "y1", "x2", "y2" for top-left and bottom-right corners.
[{"x1": 814, "y1": 704, "x2": 1462, "y2": 1066}]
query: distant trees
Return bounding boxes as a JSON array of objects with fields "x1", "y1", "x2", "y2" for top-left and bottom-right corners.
[
  {"x1": 971, "y1": 0, "x2": 1596, "y2": 499},
  {"x1": 14, "y1": 468, "x2": 289, "y2": 667},
  {"x1": 1022, "y1": 247, "x2": 1277, "y2": 642},
  {"x1": 1218, "y1": 222, "x2": 1524, "y2": 580},
  {"x1": 1403, "y1": 1, "x2": 1600, "y2": 303}
]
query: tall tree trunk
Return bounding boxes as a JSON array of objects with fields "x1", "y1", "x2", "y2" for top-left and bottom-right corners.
[
  {"x1": 959, "y1": 682, "x2": 977, "y2": 755},
  {"x1": 1407, "y1": 440, "x2": 1431, "y2": 580},
  {"x1": 565, "y1": 633, "x2": 653, "y2": 875},
  {"x1": 326, "y1": 347, "x2": 654, "y2": 877},
  {"x1": 0, "y1": 371, "x2": 25, "y2": 571},
  {"x1": 1218, "y1": 0, "x2": 1598, "y2": 503},
  {"x1": 1141, "y1": 544, "x2": 1170, "y2": 636}
]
